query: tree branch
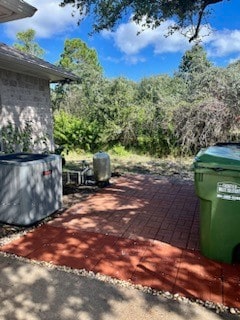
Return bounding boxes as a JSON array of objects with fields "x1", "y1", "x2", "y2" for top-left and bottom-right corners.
[
  {"x1": 189, "y1": 0, "x2": 224, "y2": 42},
  {"x1": 204, "y1": 0, "x2": 224, "y2": 5}
]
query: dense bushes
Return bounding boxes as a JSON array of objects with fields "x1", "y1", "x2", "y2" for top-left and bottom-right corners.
[
  {"x1": 173, "y1": 99, "x2": 235, "y2": 155},
  {"x1": 54, "y1": 111, "x2": 100, "y2": 152},
  {"x1": 52, "y1": 45, "x2": 240, "y2": 156}
]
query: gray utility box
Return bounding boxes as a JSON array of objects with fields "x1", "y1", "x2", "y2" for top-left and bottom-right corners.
[{"x1": 0, "y1": 153, "x2": 62, "y2": 226}]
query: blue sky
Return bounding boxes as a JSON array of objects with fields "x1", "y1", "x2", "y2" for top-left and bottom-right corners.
[{"x1": 0, "y1": 0, "x2": 239, "y2": 81}]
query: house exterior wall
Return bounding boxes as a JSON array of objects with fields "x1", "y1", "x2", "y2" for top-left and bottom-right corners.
[{"x1": 0, "y1": 68, "x2": 54, "y2": 153}]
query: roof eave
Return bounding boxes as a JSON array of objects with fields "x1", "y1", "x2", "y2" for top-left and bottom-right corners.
[
  {"x1": 0, "y1": 0, "x2": 37, "y2": 23},
  {"x1": 0, "y1": 53, "x2": 79, "y2": 82}
]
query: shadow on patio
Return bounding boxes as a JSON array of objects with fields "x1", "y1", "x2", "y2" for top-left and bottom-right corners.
[
  {"x1": 1, "y1": 174, "x2": 240, "y2": 310},
  {"x1": 52, "y1": 174, "x2": 199, "y2": 250}
]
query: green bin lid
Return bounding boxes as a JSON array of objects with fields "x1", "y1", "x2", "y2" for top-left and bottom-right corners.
[{"x1": 194, "y1": 144, "x2": 240, "y2": 171}]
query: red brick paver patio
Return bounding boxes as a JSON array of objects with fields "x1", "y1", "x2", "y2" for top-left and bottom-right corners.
[{"x1": 1, "y1": 174, "x2": 240, "y2": 308}]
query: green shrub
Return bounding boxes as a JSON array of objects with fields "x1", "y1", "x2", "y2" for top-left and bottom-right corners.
[
  {"x1": 109, "y1": 144, "x2": 131, "y2": 156},
  {"x1": 54, "y1": 111, "x2": 100, "y2": 152}
]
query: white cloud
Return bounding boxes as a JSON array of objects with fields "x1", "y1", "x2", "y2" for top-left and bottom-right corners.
[
  {"x1": 104, "y1": 56, "x2": 122, "y2": 64},
  {"x1": 102, "y1": 19, "x2": 192, "y2": 56},
  {"x1": 104, "y1": 54, "x2": 146, "y2": 65},
  {"x1": 228, "y1": 55, "x2": 240, "y2": 64},
  {"x1": 206, "y1": 29, "x2": 240, "y2": 57},
  {"x1": 124, "y1": 55, "x2": 146, "y2": 64},
  {"x1": 3, "y1": 0, "x2": 80, "y2": 39},
  {"x1": 103, "y1": 17, "x2": 240, "y2": 63}
]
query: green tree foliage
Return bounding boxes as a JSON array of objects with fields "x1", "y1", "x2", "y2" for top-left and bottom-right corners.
[
  {"x1": 58, "y1": 38, "x2": 102, "y2": 74},
  {"x1": 173, "y1": 99, "x2": 235, "y2": 155},
  {"x1": 13, "y1": 29, "x2": 45, "y2": 58},
  {"x1": 95, "y1": 77, "x2": 138, "y2": 147},
  {"x1": 54, "y1": 111, "x2": 100, "y2": 152},
  {"x1": 175, "y1": 44, "x2": 216, "y2": 104},
  {"x1": 60, "y1": 0, "x2": 226, "y2": 41},
  {"x1": 135, "y1": 75, "x2": 186, "y2": 156},
  {"x1": 177, "y1": 44, "x2": 212, "y2": 82},
  {"x1": 52, "y1": 38, "x2": 103, "y2": 111},
  {"x1": 52, "y1": 42, "x2": 240, "y2": 157},
  {"x1": 172, "y1": 45, "x2": 240, "y2": 154},
  {"x1": 226, "y1": 60, "x2": 240, "y2": 112}
]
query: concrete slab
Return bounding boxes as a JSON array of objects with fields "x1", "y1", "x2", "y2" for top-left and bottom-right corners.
[{"x1": 0, "y1": 254, "x2": 238, "y2": 320}]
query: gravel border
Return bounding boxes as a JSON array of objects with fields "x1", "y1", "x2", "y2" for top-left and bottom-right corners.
[{"x1": 0, "y1": 251, "x2": 239, "y2": 316}]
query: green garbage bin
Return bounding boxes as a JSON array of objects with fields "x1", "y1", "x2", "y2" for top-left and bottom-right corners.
[{"x1": 193, "y1": 143, "x2": 240, "y2": 264}]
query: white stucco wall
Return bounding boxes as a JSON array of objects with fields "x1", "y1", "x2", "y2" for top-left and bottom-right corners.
[{"x1": 0, "y1": 69, "x2": 54, "y2": 153}]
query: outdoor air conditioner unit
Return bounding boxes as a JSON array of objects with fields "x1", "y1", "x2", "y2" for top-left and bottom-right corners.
[{"x1": 0, "y1": 153, "x2": 62, "y2": 226}]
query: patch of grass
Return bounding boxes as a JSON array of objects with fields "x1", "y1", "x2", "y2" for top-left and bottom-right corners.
[
  {"x1": 64, "y1": 151, "x2": 92, "y2": 171},
  {"x1": 108, "y1": 145, "x2": 131, "y2": 156},
  {"x1": 64, "y1": 151, "x2": 194, "y2": 180}
]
